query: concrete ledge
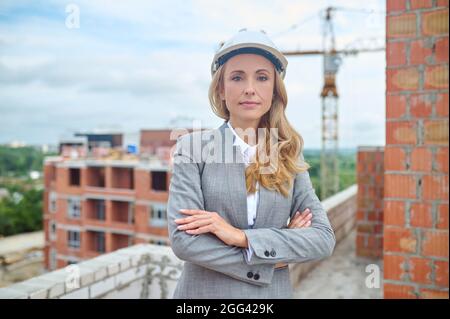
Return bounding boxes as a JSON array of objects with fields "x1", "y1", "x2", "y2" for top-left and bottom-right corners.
[
  {"x1": 0, "y1": 244, "x2": 183, "y2": 299},
  {"x1": 289, "y1": 184, "x2": 358, "y2": 288}
]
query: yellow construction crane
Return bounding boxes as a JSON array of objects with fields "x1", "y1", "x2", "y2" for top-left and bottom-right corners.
[{"x1": 280, "y1": 6, "x2": 385, "y2": 199}]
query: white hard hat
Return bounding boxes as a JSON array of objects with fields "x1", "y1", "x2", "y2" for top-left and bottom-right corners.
[{"x1": 211, "y1": 28, "x2": 288, "y2": 79}]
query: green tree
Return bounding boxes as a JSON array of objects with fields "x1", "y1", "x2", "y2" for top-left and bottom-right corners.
[
  {"x1": 0, "y1": 146, "x2": 47, "y2": 177},
  {"x1": 0, "y1": 187, "x2": 43, "y2": 236}
]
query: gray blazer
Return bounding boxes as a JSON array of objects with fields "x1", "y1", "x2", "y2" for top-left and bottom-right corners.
[{"x1": 167, "y1": 121, "x2": 336, "y2": 299}]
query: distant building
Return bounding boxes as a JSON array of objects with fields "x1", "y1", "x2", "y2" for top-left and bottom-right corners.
[
  {"x1": 8, "y1": 140, "x2": 26, "y2": 148},
  {"x1": 139, "y1": 128, "x2": 195, "y2": 160},
  {"x1": 74, "y1": 132, "x2": 123, "y2": 156},
  {"x1": 59, "y1": 137, "x2": 88, "y2": 159},
  {"x1": 43, "y1": 128, "x2": 199, "y2": 271}
]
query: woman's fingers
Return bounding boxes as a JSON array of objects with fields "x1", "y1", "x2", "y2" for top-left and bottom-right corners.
[
  {"x1": 288, "y1": 209, "x2": 308, "y2": 226},
  {"x1": 177, "y1": 217, "x2": 212, "y2": 230},
  {"x1": 186, "y1": 225, "x2": 212, "y2": 235},
  {"x1": 175, "y1": 213, "x2": 210, "y2": 224},
  {"x1": 288, "y1": 211, "x2": 302, "y2": 227},
  {"x1": 175, "y1": 209, "x2": 211, "y2": 224},
  {"x1": 179, "y1": 209, "x2": 209, "y2": 215},
  {"x1": 289, "y1": 209, "x2": 312, "y2": 229},
  {"x1": 296, "y1": 213, "x2": 312, "y2": 227},
  {"x1": 296, "y1": 214, "x2": 312, "y2": 228}
]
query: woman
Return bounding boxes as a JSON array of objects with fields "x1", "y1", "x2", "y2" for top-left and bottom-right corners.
[{"x1": 167, "y1": 29, "x2": 336, "y2": 299}]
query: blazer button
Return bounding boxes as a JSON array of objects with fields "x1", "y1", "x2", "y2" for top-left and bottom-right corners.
[
  {"x1": 270, "y1": 250, "x2": 276, "y2": 257},
  {"x1": 247, "y1": 272, "x2": 254, "y2": 279},
  {"x1": 253, "y1": 273, "x2": 260, "y2": 280},
  {"x1": 264, "y1": 250, "x2": 270, "y2": 257}
]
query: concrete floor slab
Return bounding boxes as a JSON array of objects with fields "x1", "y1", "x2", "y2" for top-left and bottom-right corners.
[{"x1": 293, "y1": 229, "x2": 383, "y2": 299}]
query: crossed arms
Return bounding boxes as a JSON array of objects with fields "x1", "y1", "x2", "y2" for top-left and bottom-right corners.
[{"x1": 167, "y1": 136, "x2": 336, "y2": 287}]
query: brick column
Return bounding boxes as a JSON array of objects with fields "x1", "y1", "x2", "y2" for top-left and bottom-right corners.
[
  {"x1": 384, "y1": 0, "x2": 448, "y2": 299},
  {"x1": 105, "y1": 166, "x2": 113, "y2": 188},
  {"x1": 356, "y1": 147, "x2": 385, "y2": 258}
]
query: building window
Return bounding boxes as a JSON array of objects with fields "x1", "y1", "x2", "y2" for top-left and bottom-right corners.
[
  {"x1": 96, "y1": 232, "x2": 105, "y2": 253},
  {"x1": 49, "y1": 192, "x2": 57, "y2": 213},
  {"x1": 49, "y1": 220, "x2": 57, "y2": 241},
  {"x1": 69, "y1": 168, "x2": 81, "y2": 186},
  {"x1": 67, "y1": 260, "x2": 78, "y2": 266},
  {"x1": 129, "y1": 203, "x2": 135, "y2": 224},
  {"x1": 67, "y1": 198, "x2": 81, "y2": 219},
  {"x1": 96, "y1": 200, "x2": 106, "y2": 220},
  {"x1": 149, "y1": 203, "x2": 167, "y2": 227},
  {"x1": 67, "y1": 230, "x2": 80, "y2": 249},
  {"x1": 151, "y1": 171, "x2": 167, "y2": 191}
]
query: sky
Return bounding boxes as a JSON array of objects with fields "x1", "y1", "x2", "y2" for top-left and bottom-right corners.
[{"x1": 0, "y1": 0, "x2": 386, "y2": 149}]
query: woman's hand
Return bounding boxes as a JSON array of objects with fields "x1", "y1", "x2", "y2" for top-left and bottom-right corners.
[
  {"x1": 175, "y1": 208, "x2": 313, "y2": 269},
  {"x1": 288, "y1": 208, "x2": 313, "y2": 229},
  {"x1": 175, "y1": 209, "x2": 248, "y2": 248},
  {"x1": 275, "y1": 208, "x2": 313, "y2": 269}
]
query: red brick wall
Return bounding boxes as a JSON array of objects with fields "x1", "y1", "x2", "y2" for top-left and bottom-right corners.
[
  {"x1": 356, "y1": 147, "x2": 385, "y2": 258},
  {"x1": 385, "y1": 0, "x2": 448, "y2": 299}
]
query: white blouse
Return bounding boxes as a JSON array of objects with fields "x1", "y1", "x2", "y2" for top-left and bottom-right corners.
[{"x1": 226, "y1": 121, "x2": 258, "y2": 261}]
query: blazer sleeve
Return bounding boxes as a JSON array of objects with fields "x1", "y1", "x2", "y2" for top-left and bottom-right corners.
[
  {"x1": 242, "y1": 155, "x2": 336, "y2": 265},
  {"x1": 167, "y1": 134, "x2": 275, "y2": 287}
]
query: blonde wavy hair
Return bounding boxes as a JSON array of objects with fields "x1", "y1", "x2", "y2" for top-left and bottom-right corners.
[{"x1": 208, "y1": 64, "x2": 310, "y2": 198}]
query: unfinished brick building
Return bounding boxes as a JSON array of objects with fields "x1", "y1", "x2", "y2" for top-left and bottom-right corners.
[{"x1": 42, "y1": 130, "x2": 179, "y2": 270}]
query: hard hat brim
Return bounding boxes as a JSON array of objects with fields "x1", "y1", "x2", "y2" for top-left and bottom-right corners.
[{"x1": 211, "y1": 42, "x2": 288, "y2": 79}]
